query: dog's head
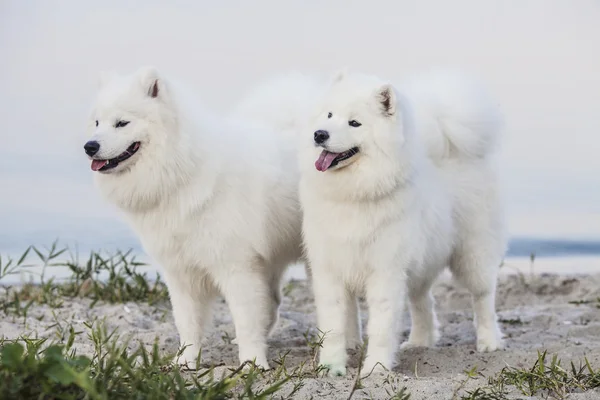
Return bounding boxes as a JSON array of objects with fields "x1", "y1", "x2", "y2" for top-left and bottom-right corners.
[
  {"x1": 309, "y1": 70, "x2": 411, "y2": 173},
  {"x1": 84, "y1": 67, "x2": 194, "y2": 212},
  {"x1": 301, "y1": 70, "x2": 417, "y2": 199},
  {"x1": 84, "y1": 66, "x2": 175, "y2": 175}
]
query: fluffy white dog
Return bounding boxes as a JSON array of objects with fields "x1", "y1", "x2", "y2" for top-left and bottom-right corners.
[
  {"x1": 298, "y1": 69, "x2": 506, "y2": 376},
  {"x1": 83, "y1": 66, "x2": 307, "y2": 369}
]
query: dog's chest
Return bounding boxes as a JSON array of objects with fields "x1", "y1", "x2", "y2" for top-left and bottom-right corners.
[
  {"x1": 127, "y1": 206, "x2": 214, "y2": 267},
  {"x1": 305, "y1": 195, "x2": 404, "y2": 245}
]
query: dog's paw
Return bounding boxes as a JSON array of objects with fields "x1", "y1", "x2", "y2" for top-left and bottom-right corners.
[
  {"x1": 400, "y1": 337, "x2": 435, "y2": 349},
  {"x1": 477, "y1": 336, "x2": 505, "y2": 352},
  {"x1": 399, "y1": 341, "x2": 419, "y2": 350},
  {"x1": 401, "y1": 329, "x2": 440, "y2": 350},
  {"x1": 360, "y1": 346, "x2": 392, "y2": 378},
  {"x1": 240, "y1": 357, "x2": 270, "y2": 371},
  {"x1": 319, "y1": 346, "x2": 348, "y2": 377},
  {"x1": 476, "y1": 326, "x2": 505, "y2": 352},
  {"x1": 360, "y1": 359, "x2": 389, "y2": 378},
  {"x1": 320, "y1": 362, "x2": 347, "y2": 377}
]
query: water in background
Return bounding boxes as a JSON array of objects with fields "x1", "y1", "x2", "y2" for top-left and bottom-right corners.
[
  {"x1": 3, "y1": 235, "x2": 600, "y2": 260},
  {"x1": 2, "y1": 232, "x2": 600, "y2": 285}
]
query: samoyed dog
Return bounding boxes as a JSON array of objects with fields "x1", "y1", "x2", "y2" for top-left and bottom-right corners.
[
  {"x1": 83, "y1": 66, "x2": 310, "y2": 369},
  {"x1": 299, "y1": 69, "x2": 506, "y2": 376}
]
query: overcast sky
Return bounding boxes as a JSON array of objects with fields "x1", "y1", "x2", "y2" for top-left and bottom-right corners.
[{"x1": 1, "y1": 0, "x2": 599, "y2": 252}]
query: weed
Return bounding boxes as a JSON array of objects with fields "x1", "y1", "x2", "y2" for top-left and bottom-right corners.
[
  {"x1": 569, "y1": 298, "x2": 600, "y2": 307},
  {"x1": 0, "y1": 321, "x2": 290, "y2": 399},
  {"x1": 494, "y1": 350, "x2": 600, "y2": 399},
  {"x1": 302, "y1": 328, "x2": 326, "y2": 374},
  {"x1": 389, "y1": 386, "x2": 411, "y2": 400},
  {"x1": 460, "y1": 351, "x2": 600, "y2": 400},
  {"x1": 1, "y1": 244, "x2": 169, "y2": 317},
  {"x1": 498, "y1": 318, "x2": 524, "y2": 325}
]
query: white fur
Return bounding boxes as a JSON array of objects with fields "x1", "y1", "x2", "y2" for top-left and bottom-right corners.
[
  {"x1": 85, "y1": 66, "x2": 306, "y2": 369},
  {"x1": 298, "y1": 69, "x2": 506, "y2": 376},
  {"x1": 233, "y1": 71, "x2": 326, "y2": 144}
]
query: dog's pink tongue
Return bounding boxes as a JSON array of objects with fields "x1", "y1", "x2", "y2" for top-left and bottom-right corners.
[
  {"x1": 91, "y1": 160, "x2": 108, "y2": 171},
  {"x1": 315, "y1": 150, "x2": 339, "y2": 172}
]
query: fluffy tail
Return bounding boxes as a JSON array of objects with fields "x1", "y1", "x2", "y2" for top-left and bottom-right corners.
[{"x1": 403, "y1": 69, "x2": 503, "y2": 162}]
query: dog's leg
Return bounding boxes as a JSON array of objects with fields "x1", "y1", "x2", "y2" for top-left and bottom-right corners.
[
  {"x1": 362, "y1": 268, "x2": 406, "y2": 376},
  {"x1": 312, "y1": 269, "x2": 348, "y2": 376},
  {"x1": 164, "y1": 269, "x2": 217, "y2": 369},
  {"x1": 401, "y1": 272, "x2": 440, "y2": 349},
  {"x1": 220, "y1": 264, "x2": 272, "y2": 369},
  {"x1": 265, "y1": 262, "x2": 286, "y2": 336},
  {"x1": 450, "y1": 249, "x2": 504, "y2": 352},
  {"x1": 345, "y1": 289, "x2": 363, "y2": 349},
  {"x1": 230, "y1": 261, "x2": 287, "y2": 345}
]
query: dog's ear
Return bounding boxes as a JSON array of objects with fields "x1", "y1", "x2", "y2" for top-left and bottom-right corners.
[
  {"x1": 136, "y1": 66, "x2": 162, "y2": 98},
  {"x1": 329, "y1": 67, "x2": 349, "y2": 85},
  {"x1": 98, "y1": 70, "x2": 117, "y2": 88},
  {"x1": 375, "y1": 83, "x2": 397, "y2": 117}
]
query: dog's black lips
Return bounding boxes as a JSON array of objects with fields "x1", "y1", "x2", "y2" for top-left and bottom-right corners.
[
  {"x1": 329, "y1": 147, "x2": 360, "y2": 168},
  {"x1": 97, "y1": 142, "x2": 141, "y2": 171}
]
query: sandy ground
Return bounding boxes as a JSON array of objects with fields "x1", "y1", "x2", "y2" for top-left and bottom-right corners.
[{"x1": 2, "y1": 272, "x2": 600, "y2": 399}]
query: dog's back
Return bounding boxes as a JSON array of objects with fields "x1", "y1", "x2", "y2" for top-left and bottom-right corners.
[{"x1": 402, "y1": 69, "x2": 507, "y2": 264}]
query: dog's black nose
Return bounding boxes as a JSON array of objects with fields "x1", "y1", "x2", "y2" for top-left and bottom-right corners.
[
  {"x1": 84, "y1": 140, "x2": 100, "y2": 156},
  {"x1": 314, "y1": 130, "x2": 329, "y2": 145}
]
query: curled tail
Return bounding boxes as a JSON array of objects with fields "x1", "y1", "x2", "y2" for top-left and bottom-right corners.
[{"x1": 404, "y1": 69, "x2": 503, "y2": 162}]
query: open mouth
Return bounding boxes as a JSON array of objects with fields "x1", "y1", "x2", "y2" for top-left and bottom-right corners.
[
  {"x1": 91, "y1": 142, "x2": 141, "y2": 172},
  {"x1": 315, "y1": 147, "x2": 360, "y2": 172}
]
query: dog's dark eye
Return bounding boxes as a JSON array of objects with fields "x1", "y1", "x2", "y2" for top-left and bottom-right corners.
[
  {"x1": 349, "y1": 120, "x2": 362, "y2": 127},
  {"x1": 327, "y1": 112, "x2": 332, "y2": 119},
  {"x1": 95, "y1": 120, "x2": 98, "y2": 127},
  {"x1": 115, "y1": 120, "x2": 130, "y2": 128}
]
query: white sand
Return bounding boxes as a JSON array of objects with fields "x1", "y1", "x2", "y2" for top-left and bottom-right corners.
[{"x1": 2, "y1": 271, "x2": 600, "y2": 399}]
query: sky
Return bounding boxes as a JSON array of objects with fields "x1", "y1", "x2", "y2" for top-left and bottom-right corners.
[{"x1": 1, "y1": 0, "x2": 599, "y2": 254}]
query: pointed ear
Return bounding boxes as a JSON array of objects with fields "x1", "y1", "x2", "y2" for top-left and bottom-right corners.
[
  {"x1": 136, "y1": 66, "x2": 161, "y2": 98},
  {"x1": 98, "y1": 70, "x2": 117, "y2": 88},
  {"x1": 375, "y1": 83, "x2": 397, "y2": 117},
  {"x1": 329, "y1": 67, "x2": 349, "y2": 85}
]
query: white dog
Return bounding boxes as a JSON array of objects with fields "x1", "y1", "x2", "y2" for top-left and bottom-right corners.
[
  {"x1": 298, "y1": 69, "x2": 506, "y2": 376},
  {"x1": 84, "y1": 66, "x2": 307, "y2": 369}
]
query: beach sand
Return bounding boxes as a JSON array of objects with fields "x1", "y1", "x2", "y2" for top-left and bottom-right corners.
[{"x1": 2, "y1": 271, "x2": 600, "y2": 399}]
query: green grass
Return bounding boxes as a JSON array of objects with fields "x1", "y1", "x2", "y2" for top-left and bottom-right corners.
[
  {"x1": 497, "y1": 318, "x2": 524, "y2": 326},
  {"x1": 1, "y1": 242, "x2": 169, "y2": 318},
  {"x1": 568, "y1": 298, "x2": 600, "y2": 308},
  {"x1": 459, "y1": 351, "x2": 600, "y2": 400},
  {"x1": 0, "y1": 321, "x2": 288, "y2": 399}
]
